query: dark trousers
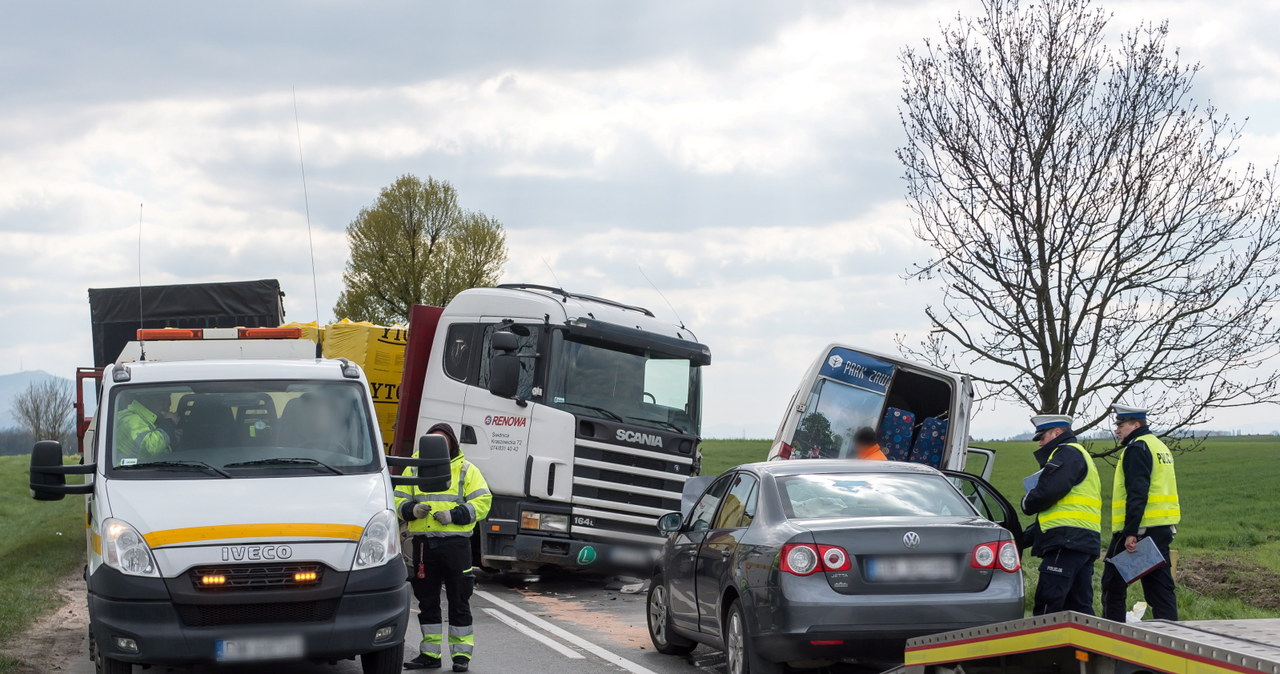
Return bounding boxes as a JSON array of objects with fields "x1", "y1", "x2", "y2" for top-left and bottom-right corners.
[
  {"x1": 1102, "y1": 526, "x2": 1177, "y2": 621},
  {"x1": 1033, "y1": 548, "x2": 1097, "y2": 616},
  {"x1": 409, "y1": 535, "x2": 474, "y2": 628}
]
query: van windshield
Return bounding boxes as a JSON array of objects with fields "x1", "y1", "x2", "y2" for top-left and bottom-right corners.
[
  {"x1": 106, "y1": 380, "x2": 379, "y2": 478},
  {"x1": 790, "y1": 348, "x2": 896, "y2": 459},
  {"x1": 544, "y1": 331, "x2": 701, "y2": 436}
]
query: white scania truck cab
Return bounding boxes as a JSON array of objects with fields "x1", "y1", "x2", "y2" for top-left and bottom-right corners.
[
  {"x1": 399, "y1": 285, "x2": 711, "y2": 575},
  {"x1": 29, "y1": 328, "x2": 448, "y2": 674}
]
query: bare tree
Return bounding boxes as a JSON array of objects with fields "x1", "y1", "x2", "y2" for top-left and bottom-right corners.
[
  {"x1": 897, "y1": 0, "x2": 1280, "y2": 444},
  {"x1": 11, "y1": 378, "x2": 74, "y2": 446}
]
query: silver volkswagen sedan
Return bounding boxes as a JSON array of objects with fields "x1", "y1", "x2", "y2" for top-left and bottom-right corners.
[{"x1": 646, "y1": 460, "x2": 1024, "y2": 673}]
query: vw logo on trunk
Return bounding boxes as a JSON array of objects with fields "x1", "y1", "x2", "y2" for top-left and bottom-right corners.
[{"x1": 902, "y1": 531, "x2": 921, "y2": 548}]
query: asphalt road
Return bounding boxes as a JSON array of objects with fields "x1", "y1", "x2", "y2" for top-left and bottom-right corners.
[{"x1": 59, "y1": 574, "x2": 894, "y2": 674}]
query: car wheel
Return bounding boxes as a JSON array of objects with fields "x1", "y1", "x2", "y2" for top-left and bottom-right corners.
[
  {"x1": 646, "y1": 576, "x2": 696, "y2": 655},
  {"x1": 361, "y1": 644, "x2": 402, "y2": 674},
  {"x1": 724, "y1": 598, "x2": 781, "y2": 674}
]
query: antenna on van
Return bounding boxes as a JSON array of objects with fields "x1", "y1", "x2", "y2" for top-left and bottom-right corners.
[
  {"x1": 638, "y1": 264, "x2": 685, "y2": 329},
  {"x1": 137, "y1": 202, "x2": 147, "y2": 361},
  {"x1": 292, "y1": 87, "x2": 322, "y2": 328}
]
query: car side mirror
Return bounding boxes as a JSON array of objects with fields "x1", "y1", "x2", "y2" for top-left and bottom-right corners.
[
  {"x1": 30, "y1": 440, "x2": 94, "y2": 501},
  {"x1": 388, "y1": 434, "x2": 453, "y2": 492},
  {"x1": 656, "y1": 511, "x2": 683, "y2": 534},
  {"x1": 488, "y1": 353, "x2": 521, "y2": 400}
]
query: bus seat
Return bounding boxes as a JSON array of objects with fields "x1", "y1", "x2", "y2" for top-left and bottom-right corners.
[
  {"x1": 909, "y1": 417, "x2": 948, "y2": 467},
  {"x1": 879, "y1": 407, "x2": 916, "y2": 461}
]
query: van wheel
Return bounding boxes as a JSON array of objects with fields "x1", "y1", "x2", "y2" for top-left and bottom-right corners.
[
  {"x1": 724, "y1": 598, "x2": 780, "y2": 674},
  {"x1": 646, "y1": 576, "x2": 695, "y2": 655},
  {"x1": 361, "y1": 645, "x2": 401, "y2": 674}
]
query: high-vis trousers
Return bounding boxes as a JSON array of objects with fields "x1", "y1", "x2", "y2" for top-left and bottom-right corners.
[{"x1": 410, "y1": 535, "x2": 475, "y2": 661}]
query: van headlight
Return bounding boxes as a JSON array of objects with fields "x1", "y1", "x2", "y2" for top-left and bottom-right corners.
[
  {"x1": 353, "y1": 510, "x2": 400, "y2": 570},
  {"x1": 102, "y1": 518, "x2": 159, "y2": 577}
]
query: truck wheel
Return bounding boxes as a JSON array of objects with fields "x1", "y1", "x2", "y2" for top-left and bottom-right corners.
[
  {"x1": 361, "y1": 645, "x2": 401, "y2": 674},
  {"x1": 646, "y1": 576, "x2": 695, "y2": 655},
  {"x1": 724, "y1": 598, "x2": 780, "y2": 674}
]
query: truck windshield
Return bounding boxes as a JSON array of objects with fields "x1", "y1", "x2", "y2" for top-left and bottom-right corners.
[
  {"x1": 106, "y1": 380, "x2": 379, "y2": 477},
  {"x1": 544, "y1": 331, "x2": 701, "y2": 436}
]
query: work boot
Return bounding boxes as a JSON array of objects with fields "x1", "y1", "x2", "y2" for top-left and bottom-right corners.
[
  {"x1": 404, "y1": 653, "x2": 442, "y2": 669},
  {"x1": 452, "y1": 656, "x2": 470, "y2": 672}
]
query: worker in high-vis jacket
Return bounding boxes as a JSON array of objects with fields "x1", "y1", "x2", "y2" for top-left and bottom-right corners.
[
  {"x1": 1021, "y1": 414, "x2": 1102, "y2": 616},
  {"x1": 112, "y1": 391, "x2": 178, "y2": 461},
  {"x1": 1102, "y1": 404, "x2": 1181, "y2": 622},
  {"x1": 397, "y1": 423, "x2": 492, "y2": 672},
  {"x1": 851, "y1": 427, "x2": 888, "y2": 460}
]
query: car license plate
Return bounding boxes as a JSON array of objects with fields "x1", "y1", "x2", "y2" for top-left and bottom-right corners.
[
  {"x1": 865, "y1": 556, "x2": 955, "y2": 582},
  {"x1": 215, "y1": 635, "x2": 305, "y2": 662}
]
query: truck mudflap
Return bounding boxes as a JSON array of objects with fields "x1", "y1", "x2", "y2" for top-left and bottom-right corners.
[{"x1": 901, "y1": 611, "x2": 1280, "y2": 674}]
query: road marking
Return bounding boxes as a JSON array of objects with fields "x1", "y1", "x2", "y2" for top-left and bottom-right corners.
[
  {"x1": 483, "y1": 608, "x2": 585, "y2": 659},
  {"x1": 475, "y1": 589, "x2": 663, "y2": 674}
]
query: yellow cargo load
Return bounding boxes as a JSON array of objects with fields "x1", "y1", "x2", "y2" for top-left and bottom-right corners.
[{"x1": 283, "y1": 319, "x2": 408, "y2": 454}]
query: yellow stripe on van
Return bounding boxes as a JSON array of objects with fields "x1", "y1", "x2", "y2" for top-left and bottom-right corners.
[{"x1": 143, "y1": 523, "x2": 363, "y2": 548}]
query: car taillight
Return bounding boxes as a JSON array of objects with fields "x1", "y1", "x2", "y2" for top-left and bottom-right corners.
[
  {"x1": 971, "y1": 542, "x2": 997, "y2": 569},
  {"x1": 778, "y1": 442, "x2": 793, "y2": 460},
  {"x1": 997, "y1": 541, "x2": 1021, "y2": 572},
  {"x1": 781, "y1": 543, "x2": 851, "y2": 575},
  {"x1": 971, "y1": 541, "x2": 1020, "y2": 572},
  {"x1": 819, "y1": 545, "x2": 851, "y2": 572}
]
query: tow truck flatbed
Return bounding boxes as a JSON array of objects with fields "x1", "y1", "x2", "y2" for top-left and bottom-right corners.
[{"x1": 894, "y1": 611, "x2": 1280, "y2": 673}]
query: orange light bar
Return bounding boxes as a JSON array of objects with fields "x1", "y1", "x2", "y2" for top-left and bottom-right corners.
[
  {"x1": 293, "y1": 570, "x2": 319, "y2": 583},
  {"x1": 238, "y1": 327, "x2": 303, "y2": 339},
  {"x1": 201, "y1": 574, "x2": 226, "y2": 586},
  {"x1": 137, "y1": 329, "x2": 204, "y2": 340}
]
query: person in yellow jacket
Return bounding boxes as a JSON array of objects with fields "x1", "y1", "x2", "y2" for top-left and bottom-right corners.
[
  {"x1": 112, "y1": 391, "x2": 177, "y2": 462},
  {"x1": 397, "y1": 423, "x2": 491, "y2": 672},
  {"x1": 1102, "y1": 404, "x2": 1180, "y2": 622},
  {"x1": 1020, "y1": 414, "x2": 1102, "y2": 616}
]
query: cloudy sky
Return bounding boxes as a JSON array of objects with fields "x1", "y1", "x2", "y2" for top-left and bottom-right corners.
[{"x1": 3, "y1": 0, "x2": 1279, "y2": 439}]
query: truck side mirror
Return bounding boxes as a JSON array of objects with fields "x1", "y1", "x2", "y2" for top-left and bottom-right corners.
[
  {"x1": 488, "y1": 353, "x2": 521, "y2": 400},
  {"x1": 30, "y1": 440, "x2": 94, "y2": 501},
  {"x1": 388, "y1": 434, "x2": 453, "y2": 492},
  {"x1": 491, "y1": 331, "x2": 518, "y2": 353}
]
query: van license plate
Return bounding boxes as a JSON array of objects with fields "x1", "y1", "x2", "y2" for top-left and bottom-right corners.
[
  {"x1": 216, "y1": 635, "x2": 305, "y2": 662},
  {"x1": 866, "y1": 556, "x2": 955, "y2": 581}
]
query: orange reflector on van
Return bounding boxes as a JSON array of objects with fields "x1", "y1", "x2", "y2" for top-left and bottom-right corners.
[
  {"x1": 293, "y1": 571, "x2": 319, "y2": 583},
  {"x1": 137, "y1": 329, "x2": 204, "y2": 340},
  {"x1": 200, "y1": 574, "x2": 226, "y2": 586},
  {"x1": 238, "y1": 327, "x2": 303, "y2": 339}
]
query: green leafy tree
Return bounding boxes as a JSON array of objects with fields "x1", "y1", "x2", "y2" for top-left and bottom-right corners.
[{"x1": 334, "y1": 175, "x2": 508, "y2": 324}]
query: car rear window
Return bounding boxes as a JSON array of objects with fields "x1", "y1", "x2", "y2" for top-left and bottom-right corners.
[{"x1": 777, "y1": 473, "x2": 977, "y2": 519}]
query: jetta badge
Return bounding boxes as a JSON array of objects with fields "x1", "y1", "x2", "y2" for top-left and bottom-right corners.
[{"x1": 902, "y1": 531, "x2": 921, "y2": 549}]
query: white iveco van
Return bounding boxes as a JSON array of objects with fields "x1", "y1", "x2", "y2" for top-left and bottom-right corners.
[{"x1": 29, "y1": 329, "x2": 447, "y2": 674}]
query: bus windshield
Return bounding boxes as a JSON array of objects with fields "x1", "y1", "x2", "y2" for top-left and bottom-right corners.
[
  {"x1": 544, "y1": 331, "x2": 701, "y2": 436},
  {"x1": 790, "y1": 348, "x2": 897, "y2": 459},
  {"x1": 106, "y1": 380, "x2": 379, "y2": 478}
]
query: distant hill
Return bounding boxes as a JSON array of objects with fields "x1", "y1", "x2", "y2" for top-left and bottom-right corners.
[{"x1": 0, "y1": 370, "x2": 68, "y2": 430}]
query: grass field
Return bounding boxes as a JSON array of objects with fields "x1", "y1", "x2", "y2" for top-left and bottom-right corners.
[
  {"x1": 0, "y1": 455, "x2": 86, "y2": 671},
  {"x1": 700, "y1": 435, "x2": 1280, "y2": 619}
]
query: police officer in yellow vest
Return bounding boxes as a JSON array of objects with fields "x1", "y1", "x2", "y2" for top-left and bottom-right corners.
[
  {"x1": 397, "y1": 424, "x2": 492, "y2": 672},
  {"x1": 1102, "y1": 404, "x2": 1180, "y2": 622},
  {"x1": 1021, "y1": 415, "x2": 1102, "y2": 615}
]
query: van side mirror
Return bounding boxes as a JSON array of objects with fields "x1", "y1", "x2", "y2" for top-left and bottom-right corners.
[
  {"x1": 388, "y1": 434, "x2": 453, "y2": 492},
  {"x1": 656, "y1": 511, "x2": 683, "y2": 534},
  {"x1": 30, "y1": 441, "x2": 94, "y2": 501},
  {"x1": 488, "y1": 354, "x2": 521, "y2": 400}
]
